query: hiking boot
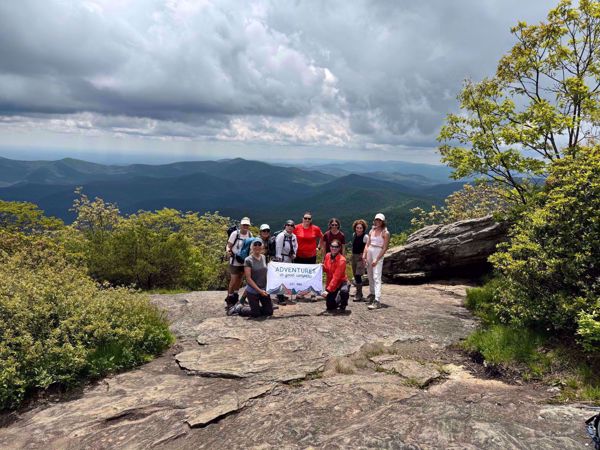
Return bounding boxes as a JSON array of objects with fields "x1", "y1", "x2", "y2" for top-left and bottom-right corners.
[
  {"x1": 225, "y1": 294, "x2": 237, "y2": 309},
  {"x1": 368, "y1": 301, "x2": 382, "y2": 310},
  {"x1": 353, "y1": 284, "x2": 364, "y2": 302}
]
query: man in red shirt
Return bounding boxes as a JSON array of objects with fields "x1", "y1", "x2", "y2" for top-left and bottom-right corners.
[{"x1": 293, "y1": 211, "x2": 323, "y2": 264}]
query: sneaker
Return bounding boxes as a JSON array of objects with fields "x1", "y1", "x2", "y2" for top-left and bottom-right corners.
[
  {"x1": 368, "y1": 301, "x2": 382, "y2": 310},
  {"x1": 226, "y1": 303, "x2": 242, "y2": 316},
  {"x1": 366, "y1": 294, "x2": 375, "y2": 304}
]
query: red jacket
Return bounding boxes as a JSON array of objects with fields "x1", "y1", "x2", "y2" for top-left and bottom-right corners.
[{"x1": 323, "y1": 253, "x2": 348, "y2": 292}]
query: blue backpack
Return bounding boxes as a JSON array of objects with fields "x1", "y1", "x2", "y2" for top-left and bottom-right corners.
[{"x1": 235, "y1": 238, "x2": 254, "y2": 264}]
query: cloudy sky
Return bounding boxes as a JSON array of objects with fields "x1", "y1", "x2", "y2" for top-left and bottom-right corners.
[{"x1": 0, "y1": 0, "x2": 557, "y2": 164}]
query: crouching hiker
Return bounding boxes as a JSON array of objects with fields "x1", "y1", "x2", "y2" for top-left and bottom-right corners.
[
  {"x1": 228, "y1": 238, "x2": 273, "y2": 318},
  {"x1": 321, "y1": 239, "x2": 350, "y2": 313}
]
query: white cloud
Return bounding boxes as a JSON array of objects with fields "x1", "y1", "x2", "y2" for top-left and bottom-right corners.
[{"x1": 0, "y1": 0, "x2": 557, "y2": 160}]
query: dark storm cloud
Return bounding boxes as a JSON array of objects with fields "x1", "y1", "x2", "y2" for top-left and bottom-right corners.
[{"x1": 0, "y1": 0, "x2": 556, "y2": 149}]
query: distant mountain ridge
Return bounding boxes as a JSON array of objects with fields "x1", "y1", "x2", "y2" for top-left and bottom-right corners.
[{"x1": 0, "y1": 156, "x2": 464, "y2": 232}]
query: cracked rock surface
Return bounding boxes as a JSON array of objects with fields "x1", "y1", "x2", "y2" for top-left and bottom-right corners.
[{"x1": 0, "y1": 284, "x2": 591, "y2": 449}]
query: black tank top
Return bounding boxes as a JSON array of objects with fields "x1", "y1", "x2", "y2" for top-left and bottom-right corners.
[{"x1": 352, "y1": 233, "x2": 367, "y2": 254}]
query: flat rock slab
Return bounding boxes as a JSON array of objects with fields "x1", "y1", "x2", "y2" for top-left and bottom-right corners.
[
  {"x1": 0, "y1": 284, "x2": 591, "y2": 449},
  {"x1": 370, "y1": 355, "x2": 441, "y2": 387}
]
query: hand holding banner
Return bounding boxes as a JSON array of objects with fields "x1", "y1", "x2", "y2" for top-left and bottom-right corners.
[{"x1": 266, "y1": 262, "x2": 322, "y2": 297}]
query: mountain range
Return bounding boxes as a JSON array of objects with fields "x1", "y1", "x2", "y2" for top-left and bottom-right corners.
[{"x1": 0, "y1": 156, "x2": 464, "y2": 233}]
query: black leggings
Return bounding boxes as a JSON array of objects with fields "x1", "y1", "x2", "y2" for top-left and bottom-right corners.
[
  {"x1": 240, "y1": 292, "x2": 273, "y2": 317},
  {"x1": 326, "y1": 282, "x2": 350, "y2": 310}
]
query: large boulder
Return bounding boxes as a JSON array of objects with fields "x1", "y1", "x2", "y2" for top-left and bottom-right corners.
[{"x1": 383, "y1": 215, "x2": 509, "y2": 283}]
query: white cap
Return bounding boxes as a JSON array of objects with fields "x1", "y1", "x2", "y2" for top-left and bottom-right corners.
[
  {"x1": 240, "y1": 217, "x2": 251, "y2": 225},
  {"x1": 374, "y1": 213, "x2": 386, "y2": 221},
  {"x1": 259, "y1": 223, "x2": 270, "y2": 231}
]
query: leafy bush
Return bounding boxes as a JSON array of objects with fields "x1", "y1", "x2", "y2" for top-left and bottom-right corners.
[
  {"x1": 0, "y1": 200, "x2": 64, "y2": 233},
  {"x1": 71, "y1": 190, "x2": 230, "y2": 290},
  {"x1": 490, "y1": 146, "x2": 600, "y2": 341},
  {"x1": 0, "y1": 231, "x2": 173, "y2": 410},
  {"x1": 464, "y1": 278, "x2": 508, "y2": 325},
  {"x1": 410, "y1": 182, "x2": 511, "y2": 230}
]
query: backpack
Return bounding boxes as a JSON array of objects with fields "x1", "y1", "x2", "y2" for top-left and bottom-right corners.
[
  {"x1": 268, "y1": 230, "x2": 284, "y2": 258},
  {"x1": 227, "y1": 224, "x2": 238, "y2": 239},
  {"x1": 587, "y1": 412, "x2": 600, "y2": 450},
  {"x1": 235, "y1": 238, "x2": 254, "y2": 264}
]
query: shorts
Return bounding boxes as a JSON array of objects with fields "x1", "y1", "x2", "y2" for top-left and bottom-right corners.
[
  {"x1": 229, "y1": 264, "x2": 244, "y2": 275},
  {"x1": 351, "y1": 253, "x2": 365, "y2": 276}
]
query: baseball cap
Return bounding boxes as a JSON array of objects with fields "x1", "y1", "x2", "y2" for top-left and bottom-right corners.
[
  {"x1": 285, "y1": 219, "x2": 295, "y2": 226},
  {"x1": 260, "y1": 224, "x2": 270, "y2": 231},
  {"x1": 240, "y1": 217, "x2": 251, "y2": 226},
  {"x1": 374, "y1": 213, "x2": 386, "y2": 221}
]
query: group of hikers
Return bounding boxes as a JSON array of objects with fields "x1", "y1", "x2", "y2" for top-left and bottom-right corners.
[{"x1": 224, "y1": 211, "x2": 391, "y2": 318}]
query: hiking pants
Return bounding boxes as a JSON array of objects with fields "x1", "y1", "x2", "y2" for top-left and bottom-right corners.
[
  {"x1": 366, "y1": 246, "x2": 383, "y2": 301},
  {"x1": 351, "y1": 253, "x2": 365, "y2": 284},
  {"x1": 240, "y1": 292, "x2": 273, "y2": 318},
  {"x1": 326, "y1": 282, "x2": 350, "y2": 310}
]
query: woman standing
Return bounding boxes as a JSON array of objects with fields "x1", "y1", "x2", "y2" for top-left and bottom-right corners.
[
  {"x1": 225, "y1": 217, "x2": 252, "y2": 308},
  {"x1": 275, "y1": 219, "x2": 298, "y2": 304},
  {"x1": 350, "y1": 219, "x2": 369, "y2": 301},
  {"x1": 276, "y1": 220, "x2": 298, "y2": 263},
  {"x1": 363, "y1": 213, "x2": 390, "y2": 310},
  {"x1": 293, "y1": 211, "x2": 323, "y2": 264},
  {"x1": 229, "y1": 238, "x2": 273, "y2": 318},
  {"x1": 320, "y1": 218, "x2": 346, "y2": 254},
  {"x1": 321, "y1": 239, "x2": 350, "y2": 312}
]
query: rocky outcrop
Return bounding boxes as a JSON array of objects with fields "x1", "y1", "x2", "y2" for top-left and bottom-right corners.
[
  {"x1": 383, "y1": 215, "x2": 509, "y2": 283},
  {"x1": 0, "y1": 285, "x2": 590, "y2": 449}
]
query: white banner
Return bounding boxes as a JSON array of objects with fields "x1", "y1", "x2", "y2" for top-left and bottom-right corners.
[{"x1": 266, "y1": 262, "x2": 323, "y2": 296}]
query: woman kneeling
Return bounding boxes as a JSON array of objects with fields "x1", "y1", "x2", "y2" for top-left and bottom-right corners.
[
  {"x1": 322, "y1": 239, "x2": 350, "y2": 312},
  {"x1": 239, "y1": 238, "x2": 273, "y2": 318}
]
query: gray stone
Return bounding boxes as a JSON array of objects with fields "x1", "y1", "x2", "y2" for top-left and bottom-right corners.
[
  {"x1": 0, "y1": 286, "x2": 589, "y2": 450},
  {"x1": 383, "y1": 215, "x2": 509, "y2": 282},
  {"x1": 371, "y1": 355, "x2": 441, "y2": 387}
]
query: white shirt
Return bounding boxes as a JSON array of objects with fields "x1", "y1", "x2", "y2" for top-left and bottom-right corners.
[
  {"x1": 228, "y1": 229, "x2": 252, "y2": 266},
  {"x1": 275, "y1": 232, "x2": 298, "y2": 262}
]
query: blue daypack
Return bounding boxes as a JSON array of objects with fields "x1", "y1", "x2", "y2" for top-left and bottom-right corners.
[{"x1": 235, "y1": 237, "x2": 254, "y2": 264}]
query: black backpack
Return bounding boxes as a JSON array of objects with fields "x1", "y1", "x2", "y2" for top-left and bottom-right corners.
[{"x1": 587, "y1": 412, "x2": 600, "y2": 450}]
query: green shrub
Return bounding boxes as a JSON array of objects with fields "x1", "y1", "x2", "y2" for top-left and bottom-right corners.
[
  {"x1": 0, "y1": 231, "x2": 173, "y2": 410},
  {"x1": 410, "y1": 182, "x2": 512, "y2": 230},
  {"x1": 71, "y1": 190, "x2": 230, "y2": 290},
  {"x1": 464, "y1": 278, "x2": 507, "y2": 325},
  {"x1": 490, "y1": 146, "x2": 600, "y2": 337}
]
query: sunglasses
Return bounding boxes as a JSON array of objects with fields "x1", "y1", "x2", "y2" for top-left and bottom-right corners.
[
  {"x1": 261, "y1": 230, "x2": 270, "y2": 233},
  {"x1": 330, "y1": 245, "x2": 340, "y2": 249},
  {"x1": 252, "y1": 242, "x2": 263, "y2": 247},
  {"x1": 330, "y1": 223, "x2": 339, "y2": 227},
  {"x1": 285, "y1": 224, "x2": 294, "y2": 227},
  {"x1": 303, "y1": 217, "x2": 312, "y2": 220}
]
